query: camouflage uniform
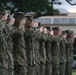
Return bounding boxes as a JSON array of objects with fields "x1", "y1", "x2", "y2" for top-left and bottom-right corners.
[
  {"x1": 12, "y1": 24, "x2": 27, "y2": 75},
  {"x1": 51, "y1": 36, "x2": 61, "y2": 75},
  {"x1": 65, "y1": 38, "x2": 74, "y2": 75},
  {"x1": 5, "y1": 23, "x2": 14, "y2": 75},
  {"x1": 39, "y1": 33, "x2": 47, "y2": 75},
  {"x1": 0, "y1": 20, "x2": 8, "y2": 75},
  {"x1": 59, "y1": 38, "x2": 67, "y2": 75},
  {"x1": 45, "y1": 34, "x2": 52, "y2": 75},
  {"x1": 24, "y1": 27, "x2": 40, "y2": 75},
  {"x1": 70, "y1": 38, "x2": 74, "y2": 75}
]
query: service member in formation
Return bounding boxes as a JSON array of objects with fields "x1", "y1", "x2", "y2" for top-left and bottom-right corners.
[
  {"x1": 51, "y1": 27, "x2": 61, "y2": 75},
  {"x1": 0, "y1": 7, "x2": 9, "y2": 75},
  {"x1": 69, "y1": 31, "x2": 74, "y2": 75},
  {"x1": 5, "y1": 15, "x2": 15, "y2": 75},
  {"x1": 65, "y1": 30, "x2": 74, "y2": 75},
  {"x1": 11, "y1": 12, "x2": 27, "y2": 75},
  {"x1": 45, "y1": 27, "x2": 53, "y2": 75},
  {"x1": 24, "y1": 16, "x2": 40, "y2": 75},
  {"x1": 39, "y1": 26, "x2": 47, "y2": 75},
  {"x1": 59, "y1": 31, "x2": 67, "y2": 75}
]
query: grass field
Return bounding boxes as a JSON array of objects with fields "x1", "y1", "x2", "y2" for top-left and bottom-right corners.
[{"x1": 72, "y1": 72, "x2": 76, "y2": 75}]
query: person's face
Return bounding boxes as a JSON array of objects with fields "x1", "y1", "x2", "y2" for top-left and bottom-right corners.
[
  {"x1": 30, "y1": 20, "x2": 35, "y2": 26},
  {"x1": 74, "y1": 34, "x2": 76, "y2": 38},
  {"x1": 0, "y1": 14, "x2": 8, "y2": 20},
  {"x1": 58, "y1": 29, "x2": 62, "y2": 35},
  {"x1": 20, "y1": 18, "x2": 26, "y2": 25},
  {"x1": 70, "y1": 34, "x2": 74, "y2": 38},
  {"x1": 34, "y1": 21, "x2": 38, "y2": 27},
  {"x1": 53, "y1": 30, "x2": 59, "y2": 35},
  {"x1": 25, "y1": 20, "x2": 31, "y2": 26},
  {"x1": 15, "y1": 18, "x2": 25, "y2": 24},
  {"x1": 42, "y1": 28, "x2": 47, "y2": 34},
  {"x1": 50, "y1": 30, "x2": 53, "y2": 36},
  {"x1": 26, "y1": 20, "x2": 35, "y2": 27},
  {"x1": 62, "y1": 34, "x2": 67, "y2": 39},
  {"x1": 6, "y1": 17, "x2": 15, "y2": 25},
  {"x1": 47, "y1": 30, "x2": 50, "y2": 33},
  {"x1": 30, "y1": 21, "x2": 38, "y2": 27}
]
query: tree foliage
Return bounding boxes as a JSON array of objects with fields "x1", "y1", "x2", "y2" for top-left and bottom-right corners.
[{"x1": 0, "y1": 0, "x2": 75, "y2": 18}]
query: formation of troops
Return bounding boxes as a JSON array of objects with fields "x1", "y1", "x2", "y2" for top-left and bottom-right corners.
[{"x1": 0, "y1": 7, "x2": 76, "y2": 75}]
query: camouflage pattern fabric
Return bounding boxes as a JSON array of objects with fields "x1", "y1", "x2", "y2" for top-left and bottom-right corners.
[
  {"x1": 65, "y1": 38, "x2": 74, "y2": 75},
  {"x1": 59, "y1": 38, "x2": 67, "y2": 75},
  {"x1": 5, "y1": 23, "x2": 14, "y2": 75},
  {"x1": 0, "y1": 20, "x2": 8, "y2": 75},
  {"x1": 51, "y1": 36, "x2": 61, "y2": 75},
  {"x1": 24, "y1": 27, "x2": 41, "y2": 75},
  {"x1": 45, "y1": 34, "x2": 52, "y2": 75},
  {"x1": 39, "y1": 33, "x2": 47, "y2": 75},
  {"x1": 12, "y1": 24, "x2": 27, "y2": 75}
]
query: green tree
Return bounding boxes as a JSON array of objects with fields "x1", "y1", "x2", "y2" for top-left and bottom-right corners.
[
  {"x1": 0, "y1": 0, "x2": 76, "y2": 18},
  {"x1": 12, "y1": 0, "x2": 52, "y2": 17},
  {"x1": 0, "y1": 0, "x2": 7, "y2": 7},
  {"x1": 49, "y1": 0, "x2": 62, "y2": 15},
  {"x1": 0, "y1": 0, "x2": 14, "y2": 13},
  {"x1": 11, "y1": 0, "x2": 62, "y2": 17},
  {"x1": 0, "y1": 0, "x2": 61, "y2": 17}
]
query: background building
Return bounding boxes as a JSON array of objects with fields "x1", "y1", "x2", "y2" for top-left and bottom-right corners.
[{"x1": 36, "y1": 14, "x2": 76, "y2": 33}]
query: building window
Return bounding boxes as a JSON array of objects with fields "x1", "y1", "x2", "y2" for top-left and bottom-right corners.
[
  {"x1": 45, "y1": 18, "x2": 51, "y2": 24},
  {"x1": 60, "y1": 18, "x2": 68, "y2": 24},
  {"x1": 53, "y1": 18, "x2": 60, "y2": 24},
  {"x1": 36, "y1": 18, "x2": 45, "y2": 24},
  {"x1": 69, "y1": 18, "x2": 75, "y2": 24}
]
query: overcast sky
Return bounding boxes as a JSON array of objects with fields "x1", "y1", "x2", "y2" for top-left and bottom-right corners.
[{"x1": 53, "y1": 0, "x2": 76, "y2": 13}]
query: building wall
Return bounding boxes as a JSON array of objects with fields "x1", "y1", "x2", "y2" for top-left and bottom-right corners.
[
  {"x1": 68, "y1": 13, "x2": 76, "y2": 16},
  {"x1": 51, "y1": 25, "x2": 76, "y2": 33},
  {"x1": 36, "y1": 16, "x2": 76, "y2": 33}
]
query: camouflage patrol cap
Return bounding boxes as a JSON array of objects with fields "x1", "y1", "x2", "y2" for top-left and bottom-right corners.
[
  {"x1": 14, "y1": 12, "x2": 25, "y2": 19},
  {"x1": 52, "y1": 27, "x2": 59, "y2": 31},
  {"x1": 71, "y1": 31, "x2": 73, "y2": 34},
  {"x1": 0, "y1": 7, "x2": 6, "y2": 15},
  {"x1": 45, "y1": 27, "x2": 51, "y2": 31},
  {"x1": 68, "y1": 31, "x2": 73, "y2": 35},
  {"x1": 65, "y1": 30, "x2": 73, "y2": 35},
  {"x1": 25, "y1": 15, "x2": 34, "y2": 21},
  {"x1": 65, "y1": 30, "x2": 70, "y2": 34}
]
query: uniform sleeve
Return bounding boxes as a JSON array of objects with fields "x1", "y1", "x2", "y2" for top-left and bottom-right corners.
[
  {"x1": 39, "y1": 32, "x2": 47, "y2": 42},
  {"x1": 46, "y1": 35, "x2": 52, "y2": 42},
  {"x1": 24, "y1": 28, "x2": 35, "y2": 39}
]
